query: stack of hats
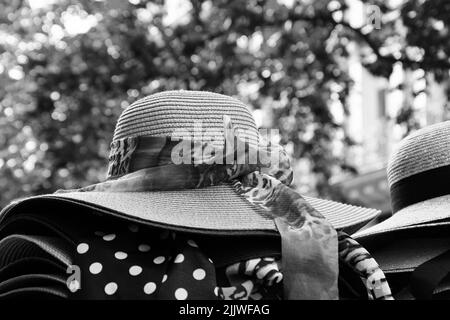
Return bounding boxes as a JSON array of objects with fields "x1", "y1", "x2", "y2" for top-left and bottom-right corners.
[
  {"x1": 354, "y1": 121, "x2": 450, "y2": 299},
  {"x1": 0, "y1": 90, "x2": 385, "y2": 299}
]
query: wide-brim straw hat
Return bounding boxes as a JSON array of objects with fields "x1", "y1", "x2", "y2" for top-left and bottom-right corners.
[
  {"x1": 1, "y1": 91, "x2": 380, "y2": 235},
  {"x1": 354, "y1": 121, "x2": 450, "y2": 241}
]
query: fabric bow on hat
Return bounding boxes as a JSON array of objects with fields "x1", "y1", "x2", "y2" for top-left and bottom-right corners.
[{"x1": 57, "y1": 116, "x2": 392, "y2": 300}]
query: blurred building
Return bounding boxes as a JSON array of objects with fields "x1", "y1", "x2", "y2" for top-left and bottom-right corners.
[{"x1": 332, "y1": 0, "x2": 449, "y2": 217}]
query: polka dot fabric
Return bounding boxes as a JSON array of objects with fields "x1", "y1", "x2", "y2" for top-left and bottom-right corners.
[
  {"x1": 0, "y1": 210, "x2": 375, "y2": 300},
  {"x1": 71, "y1": 221, "x2": 218, "y2": 300},
  {"x1": 0, "y1": 209, "x2": 290, "y2": 300},
  {"x1": 71, "y1": 220, "x2": 285, "y2": 300}
]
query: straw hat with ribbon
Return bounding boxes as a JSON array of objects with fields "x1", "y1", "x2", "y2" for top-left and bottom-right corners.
[
  {"x1": 0, "y1": 90, "x2": 391, "y2": 299},
  {"x1": 3, "y1": 90, "x2": 379, "y2": 234},
  {"x1": 355, "y1": 120, "x2": 450, "y2": 240}
]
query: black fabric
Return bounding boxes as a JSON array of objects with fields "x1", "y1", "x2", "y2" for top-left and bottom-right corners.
[
  {"x1": 0, "y1": 212, "x2": 220, "y2": 299},
  {"x1": 0, "y1": 274, "x2": 66, "y2": 295},
  {"x1": 0, "y1": 257, "x2": 65, "y2": 283},
  {"x1": 0, "y1": 206, "x2": 368, "y2": 300},
  {"x1": 0, "y1": 287, "x2": 67, "y2": 299},
  {"x1": 193, "y1": 235, "x2": 280, "y2": 268},
  {"x1": 356, "y1": 225, "x2": 450, "y2": 300},
  {"x1": 337, "y1": 259, "x2": 369, "y2": 300},
  {"x1": 411, "y1": 249, "x2": 450, "y2": 299},
  {"x1": 390, "y1": 164, "x2": 450, "y2": 213},
  {"x1": 0, "y1": 210, "x2": 283, "y2": 299}
]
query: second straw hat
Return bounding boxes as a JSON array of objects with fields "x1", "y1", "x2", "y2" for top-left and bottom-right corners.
[{"x1": 355, "y1": 120, "x2": 450, "y2": 240}]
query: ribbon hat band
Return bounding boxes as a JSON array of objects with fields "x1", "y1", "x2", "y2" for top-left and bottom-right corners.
[
  {"x1": 54, "y1": 116, "x2": 392, "y2": 300},
  {"x1": 106, "y1": 115, "x2": 287, "y2": 184}
]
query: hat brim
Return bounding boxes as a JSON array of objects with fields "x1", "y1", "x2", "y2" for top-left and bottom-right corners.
[
  {"x1": 1, "y1": 183, "x2": 380, "y2": 235},
  {"x1": 359, "y1": 233, "x2": 450, "y2": 273},
  {"x1": 353, "y1": 194, "x2": 450, "y2": 240}
]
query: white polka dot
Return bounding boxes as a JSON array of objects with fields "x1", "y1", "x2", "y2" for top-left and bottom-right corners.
[
  {"x1": 144, "y1": 282, "x2": 157, "y2": 295},
  {"x1": 187, "y1": 240, "x2": 198, "y2": 247},
  {"x1": 103, "y1": 234, "x2": 116, "y2": 241},
  {"x1": 129, "y1": 265, "x2": 142, "y2": 276},
  {"x1": 153, "y1": 256, "x2": 165, "y2": 264},
  {"x1": 68, "y1": 280, "x2": 80, "y2": 292},
  {"x1": 128, "y1": 224, "x2": 139, "y2": 233},
  {"x1": 89, "y1": 262, "x2": 103, "y2": 274},
  {"x1": 114, "y1": 251, "x2": 128, "y2": 260},
  {"x1": 76, "y1": 243, "x2": 89, "y2": 254},
  {"x1": 193, "y1": 268, "x2": 206, "y2": 280},
  {"x1": 104, "y1": 282, "x2": 118, "y2": 295},
  {"x1": 208, "y1": 258, "x2": 213, "y2": 264},
  {"x1": 174, "y1": 254, "x2": 184, "y2": 263},
  {"x1": 138, "y1": 244, "x2": 151, "y2": 252},
  {"x1": 175, "y1": 288, "x2": 188, "y2": 300},
  {"x1": 162, "y1": 274, "x2": 168, "y2": 283},
  {"x1": 214, "y1": 287, "x2": 219, "y2": 296}
]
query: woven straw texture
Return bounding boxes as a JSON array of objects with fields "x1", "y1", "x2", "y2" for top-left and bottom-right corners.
[
  {"x1": 354, "y1": 194, "x2": 450, "y2": 239},
  {"x1": 355, "y1": 121, "x2": 450, "y2": 240},
  {"x1": 0, "y1": 90, "x2": 382, "y2": 233},
  {"x1": 387, "y1": 121, "x2": 450, "y2": 187},
  {"x1": 113, "y1": 90, "x2": 259, "y2": 147},
  {"x1": 3, "y1": 184, "x2": 380, "y2": 233}
]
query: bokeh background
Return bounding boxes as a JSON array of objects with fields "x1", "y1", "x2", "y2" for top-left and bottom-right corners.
[{"x1": 0, "y1": 0, "x2": 449, "y2": 218}]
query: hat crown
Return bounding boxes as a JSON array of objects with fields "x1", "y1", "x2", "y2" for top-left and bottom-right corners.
[
  {"x1": 113, "y1": 90, "x2": 259, "y2": 147},
  {"x1": 387, "y1": 120, "x2": 450, "y2": 187}
]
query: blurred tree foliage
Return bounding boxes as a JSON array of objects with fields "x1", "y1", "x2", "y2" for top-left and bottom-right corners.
[{"x1": 0, "y1": 0, "x2": 449, "y2": 208}]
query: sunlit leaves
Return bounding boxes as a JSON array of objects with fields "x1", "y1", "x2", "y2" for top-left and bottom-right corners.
[{"x1": 0, "y1": 0, "x2": 448, "y2": 208}]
